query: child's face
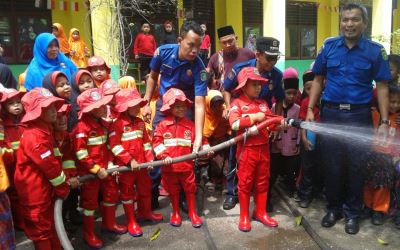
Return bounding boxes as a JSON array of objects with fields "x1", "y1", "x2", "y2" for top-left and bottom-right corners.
[
  {"x1": 303, "y1": 81, "x2": 312, "y2": 97},
  {"x1": 41, "y1": 104, "x2": 57, "y2": 123},
  {"x1": 5, "y1": 97, "x2": 23, "y2": 116},
  {"x1": 171, "y1": 100, "x2": 187, "y2": 118},
  {"x1": 389, "y1": 92, "x2": 400, "y2": 114},
  {"x1": 284, "y1": 89, "x2": 298, "y2": 104},
  {"x1": 55, "y1": 76, "x2": 71, "y2": 99},
  {"x1": 127, "y1": 105, "x2": 141, "y2": 117},
  {"x1": 200, "y1": 24, "x2": 207, "y2": 32},
  {"x1": 78, "y1": 74, "x2": 95, "y2": 93},
  {"x1": 52, "y1": 27, "x2": 59, "y2": 36},
  {"x1": 142, "y1": 24, "x2": 150, "y2": 33},
  {"x1": 54, "y1": 113, "x2": 68, "y2": 131},
  {"x1": 390, "y1": 62, "x2": 399, "y2": 84},
  {"x1": 243, "y1": 79, "x2": 262, "y2": 99},
  {"x1": 90, "y1": 105, "x2": 107, "y2": 119},
  {"x1": 72, "y1": 31, "x2": 80, "y2": 40},
  {"x1": 91, "y1": 66, "x2": 108, "y2": 82},
  {"x1": 164, "y1": 23, "x2": 172, "y2": 32}
]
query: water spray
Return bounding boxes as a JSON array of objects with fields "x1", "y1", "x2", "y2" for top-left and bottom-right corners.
[{"x1": 55, "y1": 114, "x2": 289, "y2": 250}]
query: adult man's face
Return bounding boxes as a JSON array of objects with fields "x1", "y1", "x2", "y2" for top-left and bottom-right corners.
[
  {"x1": 178, "y1": 30, "x2": 202, "y2": 61},
  {"x1": 340, "y1": 8, "x2": 366, "y2": 42},
  {"x1": 255, "y1": 52, "x2": 279, "y2": 72},
  {"x1": 219, "y1": 34, "x2": 237, "y2": 53}
]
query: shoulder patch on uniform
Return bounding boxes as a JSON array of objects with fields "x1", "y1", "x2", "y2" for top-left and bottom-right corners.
[
  {"x1": 227, "y1": 71, "x2": 235, "y2": 80},
  {"x1": 200, "y1": 70, "x2": 207, "y2": 81},
  {"x1": 381, "y1": 48, "x2": 388, "y2": 61}
]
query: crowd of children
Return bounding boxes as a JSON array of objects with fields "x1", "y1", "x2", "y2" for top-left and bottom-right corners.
[{"x1": 2, "y1": 22, "x2": 400, "y2": 249}]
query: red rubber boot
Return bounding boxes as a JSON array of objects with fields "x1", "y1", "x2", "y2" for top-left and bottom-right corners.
[
  {"x1": 83, "y1": 215, "x2": 103, "y2": 249},
  {"x1": 186, "y1": 193, "x2": 202, "y2": 228},
  {"x1": 252, "y1": 192, "x2": 278, "y2": 227},
  {"x1": 169, "y1": 195, "x2": 182, "y2": 227},
  {"x1": 238, "y1": 192, "x2": 251, "y2": 232},
  {"x1": 122, "y1": 203, "x2": 143, "y2": 237},
  {"x1": 137, "y1": 197, "x2": 163, "y2": 222},
  {"x1": 101, "y1": 204, "x2": 127, "y2": 234}
]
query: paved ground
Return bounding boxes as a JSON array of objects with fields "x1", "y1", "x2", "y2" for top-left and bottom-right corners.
[{"x1": 16, "y1": 184, "x2": 400, "y2": 250}]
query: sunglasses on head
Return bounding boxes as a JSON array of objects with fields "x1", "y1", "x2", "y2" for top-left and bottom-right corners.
[{"x1": 265, "y1": 55, "x2": 280, "y2": 62}]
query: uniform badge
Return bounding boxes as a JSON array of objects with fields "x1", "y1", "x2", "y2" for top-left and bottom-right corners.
[
  {"x1": 259, "y1": 104, "x2": 267, "y2": 112},
  {"x1": 184, "y1": 130, "x2": 192, "y2": 140},
  {"x1": 90, "y1": 91, "x2": 101, "y2": 101},
  {"x1": 89, "y1": 131, "x2": 97, "y2": 137},
  {"x1": 163, "y1": 132, "x2": 172, "y2": 139},
  {"x1": 40, "y1": 88, "x2": 53, "y2": 97},
  {"x1": 186, "y1": 69, "x2": 193, "y2": 77},
  {"x1": 241, "y1": 106, "x2": 249, "y2": 112},
  {"x1": 381, "y1": 48, "x2": 388, "y2": 61},
  {"x1": 60, "y1": 62, "x2": 66, "y2": 69},
  {"x1": 200, "y1": 70, "x2": 207, "y2": 81},
  {"x1": 124, "y1": 126, "x2": 131, "y2": 132}
]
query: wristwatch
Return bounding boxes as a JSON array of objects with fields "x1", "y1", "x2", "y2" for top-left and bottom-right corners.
[{"x1": 380, "y1": 119, "x2": 391, "y2": 126}]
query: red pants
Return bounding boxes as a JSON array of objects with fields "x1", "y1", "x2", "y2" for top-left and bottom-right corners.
[
  {"x1": 80, "y1": 175, "x2": 119, "y2": 210},
  {"x1": 237, "y1": 144, "x2": 270, "y2": 195},
  {"x1": 162, "y1": 171, "x2": 196, "y2": 195},
  {"x1": 23, "y1": 203, "x2": 59, "y2": 246},
  {"x1": 364, "y1": 186, "x2": 390, "y2": 213},
  {"x1": 119, "y1": 169, "x2": 151, "y2": 201}
]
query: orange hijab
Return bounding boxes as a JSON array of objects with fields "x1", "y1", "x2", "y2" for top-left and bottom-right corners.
[
  {"x1": 118, "y1": 76, "x2": 137, "y2": 89},
  {"x1": 203, "y1": 90, "x2": 230, "y2": 138},
  {"x1": 53, "y1": 23, "x2": 70, "y2": 54},
  {"x1": 69, "y1": 28, "x2": 88, "y2": 68}
]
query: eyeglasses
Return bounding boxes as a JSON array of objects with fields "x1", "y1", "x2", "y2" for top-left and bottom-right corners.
[{"x1": 266, "y1": 55, "x2": 280, "y2": 62}]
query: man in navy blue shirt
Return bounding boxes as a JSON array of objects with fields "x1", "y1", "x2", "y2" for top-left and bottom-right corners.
[
  {"x1": 142, "y1": 21, "x2": 208, "y2": 209},
  {"x1": 222, "y1": 37, "x2": 284, "y2": 211},
  {"x1": 306, "y1": 3, "x2": 391, "y2": 235}
]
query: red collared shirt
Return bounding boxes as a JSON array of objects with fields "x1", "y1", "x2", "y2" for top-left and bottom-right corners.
[
  {"x1": 14, "y1": 121, "x2": 69, "y2": 206},
  {"x1": 108, "y1": 113, "x2": 153, "y2": 166}
]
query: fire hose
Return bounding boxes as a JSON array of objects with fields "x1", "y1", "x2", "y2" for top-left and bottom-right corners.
[{"x1": 55, "y1": 116, "x2": 301, "y2": 250}]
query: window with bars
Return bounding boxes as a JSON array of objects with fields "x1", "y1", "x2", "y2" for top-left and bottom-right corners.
[
  {"x1": 242, "y1": 0, "x2": 263, "y2": 51},
  {"x1": 0, "y1": 0, "x2": 51, "y2": 64},
  {"x1": 285, "y1": 1, "x2": 317, "y2": 59}
]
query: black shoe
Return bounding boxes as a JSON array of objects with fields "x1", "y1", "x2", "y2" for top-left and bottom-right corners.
[
  {"x1": 223, "y1": 196, "x2": 238, "y2": 210},
  {"x1": 371, "y1": 211, "x2": 384, "y2": 225},
  {"x1": 345, "y1": 218, "x2": 359, "y2": 234},
  {"x1": 298, "y1": 199, "x2": 311, "y2": 208},
  {"x1": 266, "y1": 199, "x2": 274, "y2": 213},
  {"x1": 321, "y1": 212, "x2": 342, "y2": 227}
]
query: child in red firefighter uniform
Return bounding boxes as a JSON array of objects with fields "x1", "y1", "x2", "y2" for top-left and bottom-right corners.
[
  {"x1": 108, "y1": 88, "x2": 163, "y2": 237},
  {"x1": 152, "y1": 88, "x2": 207, "y2": 228},
  {"x1": 14, "y1": 88, "x2": 70, "y2": 249},
  {"x1": 228, "y1": 67, "x2": 279, "y2": 232},
  {"x1": 72, "y1": 88, "x2": 126, "y2": 249},
  {"x1": 0, "y1": 88, "x2": 25, "y2": 230}
]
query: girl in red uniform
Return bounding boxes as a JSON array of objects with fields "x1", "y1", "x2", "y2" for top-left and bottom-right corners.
[
  {"x1": 87, "y1": 56, "x2": 113, "y2": 87},
  {"x1": 14, "y1": 88, "x2": 70, "y2": 250},
  {"x1": 0, "y1": 89, "x2": 25, "y2": 230},
  {"x1": 228, "y1": 67, "x2": 279, "y2": 232},
  {"x1": 133, "y1": 21, "x2": 157, "y2": 81},
  {"x1": 108, "y1": 88, "x2": 163, "y2": 237},
  {"x1": 152, "y1": 88, "x2": 207, "y2": 228},
  {"x1": 72, "y1": 88, "x2": 126, "y2": 248}
]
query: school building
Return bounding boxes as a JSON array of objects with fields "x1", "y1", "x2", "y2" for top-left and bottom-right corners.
[{"x1": 1, "y1": 0, "x2": 399, "y2": 85}]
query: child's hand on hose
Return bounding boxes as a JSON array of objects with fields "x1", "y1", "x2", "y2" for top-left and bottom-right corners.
[
  {"x1": 67, "y1": 177, "x2": 80, "y2": 189},
  {"x1": 97, "y1": 168, "x2": 108, "y2": 179},
  {"x1": 163, "y1": 156, "x2": 173, "y2": 166},
  {"x1": 130, "y1": 159, "x2": 139, "y2": 171}
]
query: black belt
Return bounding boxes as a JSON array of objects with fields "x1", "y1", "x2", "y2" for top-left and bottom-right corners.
[{"x1": 323, "y1": 101, "x2": 370, "y2": 110}]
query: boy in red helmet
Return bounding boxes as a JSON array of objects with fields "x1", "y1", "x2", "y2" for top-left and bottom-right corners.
[
  {"x1": 87, "y1": 56, "x2": 114, "y2": 87},
  {"x1": 72, "y1": 88, "x2": 126, "y2": 248},
  {"x1": 152, "y1": 88, "x2": 209, "y2": 228},
  {"x1": 14, "y1": 88, "x2": 70, "y2": 249},
  {"x1": 228, "y1": 67, "x2": 279, "y2": 232},
  {"x1": 108, "y1": 88, "x2": 163, "y2": 237}
]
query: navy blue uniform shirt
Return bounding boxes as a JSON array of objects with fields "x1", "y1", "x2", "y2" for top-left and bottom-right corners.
[
  {"x1": 313, "y1": 35, "x2": 391, "y2": 104},
  {"x1": 150, "y1": 44, "x2": 208, "y2": 100},
  {"x1": 223, "y1": 58, "x2": 284, "y2": 107}
]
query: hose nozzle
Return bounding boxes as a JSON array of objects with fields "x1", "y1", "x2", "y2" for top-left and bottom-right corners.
[{"x1": 286, "y1": 118, "x2": 302, "y2": 128}]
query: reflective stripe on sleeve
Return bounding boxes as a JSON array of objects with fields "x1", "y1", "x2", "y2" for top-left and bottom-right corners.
[
  {"x1": 111, "y1": 145, "x2": 124, "y2": 156},
  {"x1": 153, "y1": 144, "x2": 167, "y2": 156},
  {"x1": 83, "y1": 209, "x2": 95, "y2": 216},
  {"x1": 10, "y1": 141, "x2": 20, "y2": 150},
  {"x1": 164, "y1": 138, "x2": 191, "y2": 147},
  {"x1": 53, "y1": 147, "x2": 62, "y2": 157},
  {"x1": 143, "y1": 143, "x2": 152, "y2": 151},
  {"x1": 0, "y1": 132, "x2": 4, "y2": 140},
  {"x1": 49, "y1": 171, "x2": 66, "y2": 187},
  {"x1": 62, "y1": 160, "x2": 76, "y2": 169},
  {"x1": 121, "y1": 130, "x2": 143, "y2": 141},
  {"x1": 232, "y1": 120, "x2": 240, "y2": 131},
  {"x1": 76, "y1": 149, "x2": 89, "y2": 160},
  {"x1": 87, "y1": 135, "x2": 107, "y2": 146}
]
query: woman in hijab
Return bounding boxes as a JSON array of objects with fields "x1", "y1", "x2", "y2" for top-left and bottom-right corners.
[
  {"x1": 52, "y1": 23, "x2": 71, "y2": 56},
  {"x1": 0, "y1": 64, "x2": 18, "y2": 89},
  {"x1": 24, "y1": 33, "x2": 77, "y2": 91}
]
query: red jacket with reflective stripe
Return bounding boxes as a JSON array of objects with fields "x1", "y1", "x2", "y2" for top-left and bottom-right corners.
[
  {"x1": 14, "y1": 122, "x2": 69, "y2": 206},
  {"x1": 55, "y1": 131, "x2": 77, "y2": 178},
  {"x1": 229, "y1": 94, "x2": 271, "y2": 148},
  {"x1": 72, "y1": 115, "x2": 112, "y2": 175},
  {"x1": 108, "y1": 114, "x2": 153, "y2": 166},
  {"x1": 152, "y1": 116, "x2": 209, "y2": 172},
  {"x1": 1, "y1": 116, "x2": 24, "y2": 178}
]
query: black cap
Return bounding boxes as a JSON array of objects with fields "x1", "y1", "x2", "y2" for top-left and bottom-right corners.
[
  {"x1": 302, "y1": 70, "x2": 315, "y2": 83},
  {"x1": 283, "y1": 78, "x2": 299, "y2": 90},
  {"x1": 256, "y1": 37, "x2": 282, "y2": 56},
  {"x1": 217, "y1": 26, "x2": 235, "y2": 38}
]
